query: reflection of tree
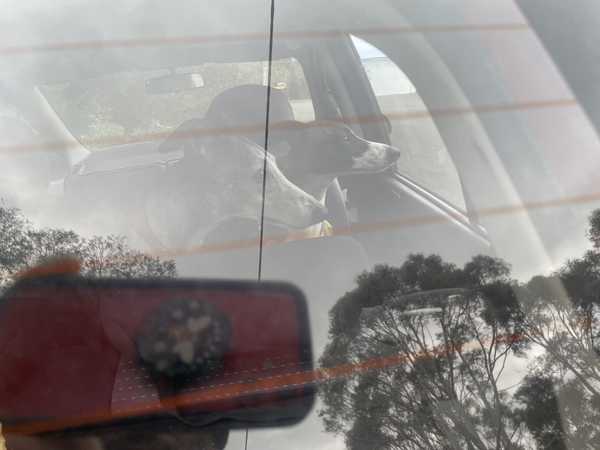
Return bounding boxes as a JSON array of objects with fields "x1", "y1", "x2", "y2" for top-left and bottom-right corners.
[
  {"x1": 513, "y1": 373, "x2": 600, "y2": 450},
  {"x1": 511, "y1": 210, "x2": 600, "y2": 449},
  {"x1": 0, "y1": 204, "x2": 175, "y2": 288},
  {"x1": 80, "y1": 235, "x2": 176, "y2": 279},
  {"x1": 512, "y1": 375, "x2": 566, "y2": 450},
  {"x1": 320, "y1": 255, "x2": 526, "y2": 449},
  {"x1": 520, "y1": 271, "x2": 600, "y2": 399},
  {"x1": 320, "y1": 210, "x2": 600, "y2": 450},
  {"x1": 0, "y1": 205, "x2": 32, "y2": 281}
]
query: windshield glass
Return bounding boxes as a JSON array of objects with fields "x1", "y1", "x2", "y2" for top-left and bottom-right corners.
[{"x1": 4, "y1": 1, "x2": 600, "y2": 450}]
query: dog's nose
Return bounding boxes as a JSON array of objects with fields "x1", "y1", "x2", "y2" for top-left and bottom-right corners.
[{"x1": 312, "y1": 204, "x2": 329, "y2": 224}]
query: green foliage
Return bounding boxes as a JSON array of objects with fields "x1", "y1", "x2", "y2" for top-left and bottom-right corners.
[
  {"x1": 558, "y1": 250, "x2": 600, "y2": 309},
  {"x1": 397, "y1": 253, "x2": 464, "y2": 290},
  {"x1": 0, "y1": 204, "x2": 33, "y2": 278},
  {"x1": 329, "y1": 264, "x2": 406, "y2": 337},
  {"x1": 463, "y1": 255, "x2": 511, "y2": 285},
  {"x1": 319, "y1": 208, "x2": 600, "y2": 449},
  {"x1": 0, "y1": 205, "x2": 176, "y2": 288},
  {"x1": 588, "y1": 209, "x2": 600, "y2": 250},
  {"x1": 320, "y1": 254, "x2": 527, "y2": 449},
  {"x1": 514, "y1": 374, "x2": 600, "y2": 450},
  {"x1": 514, "y1": 375, "x2": 567, "y2": 450},
  {"x1": 79, "y1": 235, "x2": 176, "y2": 279}
]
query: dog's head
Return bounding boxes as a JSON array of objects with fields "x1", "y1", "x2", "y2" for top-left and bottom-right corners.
[
  {"x1": 148, "y1": 131, "x2": 328, "y2": 247},
  {"x1": 273, "y1": 120, "x2": 401, "y2": 199},
  {"x1": 274, "y1": 120, "x2": 401, "y2": 174}
]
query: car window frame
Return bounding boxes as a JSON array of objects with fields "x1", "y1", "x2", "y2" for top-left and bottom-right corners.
[{"x1": 314, "y1": 33, "x2": 474, "y2": 217}]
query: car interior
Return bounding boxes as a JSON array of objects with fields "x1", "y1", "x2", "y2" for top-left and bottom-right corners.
[
  {"x1": 4, "y1": 1, "x2": 600, "y2": 449},
  {"x1": 25, "y1": 36, "x2": 491, "y2": 265}
]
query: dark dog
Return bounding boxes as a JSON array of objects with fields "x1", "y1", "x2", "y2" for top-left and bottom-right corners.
[
  {"x1": 274, "y1": 120, "x2": 401, "y2": 202},
  {"x1": 272, "y1": 120, "x2": 401, "y2": 235}
]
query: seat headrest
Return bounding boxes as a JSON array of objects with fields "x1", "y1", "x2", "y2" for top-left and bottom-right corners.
[{"x1": 205, "y1": 84, "x2": 295, "y2": 145}]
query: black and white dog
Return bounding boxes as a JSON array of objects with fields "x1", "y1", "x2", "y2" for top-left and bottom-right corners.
[
  {"x1": 146, "y1": 117, "x2": 401, "y2": 247},
  {"x1": 145, "y1": 125, "x2": 328, "y2": 248},
  {"x1": 272, "y1": 120, "x2": 401, "y2": 237}
]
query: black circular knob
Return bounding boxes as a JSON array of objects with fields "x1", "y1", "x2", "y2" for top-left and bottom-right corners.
[{"x1": 137, "y1": 298, "x2": 232, "y2": 381}]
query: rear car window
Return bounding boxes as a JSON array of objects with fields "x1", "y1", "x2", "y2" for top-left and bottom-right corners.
[{"x1": 39, "y1": 57, "x2": 314, "y2": 150}]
